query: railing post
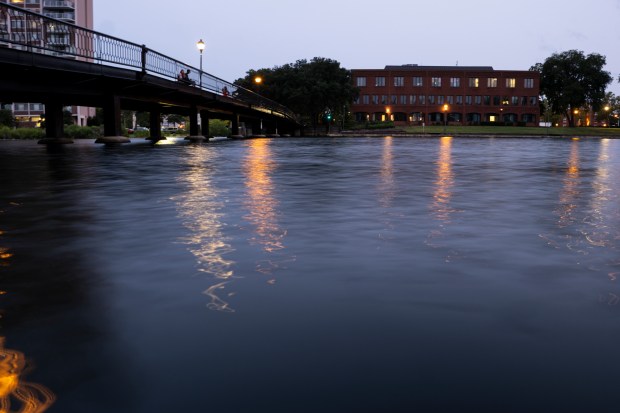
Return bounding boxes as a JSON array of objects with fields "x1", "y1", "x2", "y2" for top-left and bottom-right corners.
[{"x1": 141, "y1": 44, "x2": 147, "y2": 75}]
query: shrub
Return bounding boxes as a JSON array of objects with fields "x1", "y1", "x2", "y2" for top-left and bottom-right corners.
[{"x1": 64, "y1": 125, "x2": 102, "y2": 139}]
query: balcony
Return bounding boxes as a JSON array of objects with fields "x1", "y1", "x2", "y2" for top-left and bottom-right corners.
[
  {"x1": 43, "y1": 0, "x2": 75, "y2": 9},
  {"x1": 43, "y1": 11, "x2": 75, "y2": 22}
]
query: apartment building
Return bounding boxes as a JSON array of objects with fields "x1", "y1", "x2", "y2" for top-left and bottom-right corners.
[
  {"x1": 0, "y1": 0, "x2": 94, "y2": 126},
  {"x1": 351, "y1": 65, "x2": 540, "y2": 126}
]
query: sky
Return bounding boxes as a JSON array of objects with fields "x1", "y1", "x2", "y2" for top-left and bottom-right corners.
[{"x1": 94, "y1": 0, "x2": 620, "y2": 95}]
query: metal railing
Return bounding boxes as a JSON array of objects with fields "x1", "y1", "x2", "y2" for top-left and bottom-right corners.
[{"x1": 0, "y1": 2, "x2": 296, "y2": 121}]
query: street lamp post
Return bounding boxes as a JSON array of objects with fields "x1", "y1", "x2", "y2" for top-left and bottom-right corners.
[
  {"x1": 254, "y1": 76, "x2": 264, "y2": 134},
  {"x1": 196, "y1": 39, "x2": 205, "y2": 89},
  {"x1": 443, "y1": 104, "x2": 449, "y2": 133},
  {"x1": 604, "y1": 105, "x2": 610, "y2": 127}
]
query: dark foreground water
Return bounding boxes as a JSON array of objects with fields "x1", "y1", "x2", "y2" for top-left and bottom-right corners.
[{"x1": 1, "y1": 136, "x2": 620, "y2": 413}]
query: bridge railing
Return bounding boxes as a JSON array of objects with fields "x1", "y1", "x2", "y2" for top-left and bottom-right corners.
[{"x1": 0, "y1": 2, "x2": 296, "y2": 121}]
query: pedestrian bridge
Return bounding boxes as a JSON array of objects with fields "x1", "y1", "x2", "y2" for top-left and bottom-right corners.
[{"x1": 0, "y1": 2, "x2": 299, "y2": 143}]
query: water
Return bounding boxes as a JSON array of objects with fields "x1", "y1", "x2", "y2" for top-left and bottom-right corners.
[{"x1": 1, "y1": 136, "x2": 619, "y2": 413}]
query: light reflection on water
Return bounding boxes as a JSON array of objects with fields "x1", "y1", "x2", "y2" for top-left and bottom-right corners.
[
  {"x1": 242, "y1": 139, "x2": 292, "y2": 279},
  {"x1": 173, "y1": 145, "x2": 236, "y2": 312}
]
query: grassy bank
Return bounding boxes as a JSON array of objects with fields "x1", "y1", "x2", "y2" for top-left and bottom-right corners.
[{"x1": 397, "y1": 125, "x2": 620, "y2": 137}]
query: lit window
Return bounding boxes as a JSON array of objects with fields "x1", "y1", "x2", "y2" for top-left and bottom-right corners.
[
  {"x1": 412, "y1": 77, "x2": 423, "y2": 86},
  {"x1": 394, "y1": 77, "x2": 404, "y2": 87},
  {"x1": 356, "y1": 77, "x2": 366, "y2": 87},
  {"x1": 431, "y1": 77, "x2": 442, "y2": 87},
  {"x1": 450, "y1": 78, "x2": 460, "y2": 87},
  {"x1": 506, "y1": 78, "x2": 516, "y2": 88},
  {"x1": 469, "y1": 78, "x2": 479, "y2": 87},
  {"x1": 524, "y1": 78, "x2": 534, "y2": 88},
  {"x1": 487, "y1": 78, "x2": 498, "y2": 88},
  {"x1": 375, "y1": 77, "x2": 386, "y2": 87}
]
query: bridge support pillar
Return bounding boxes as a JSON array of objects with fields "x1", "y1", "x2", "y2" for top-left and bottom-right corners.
[
  {"x1": 230, "y1": 114, "x2": 244, "y2": 139},
  {"x1": 38, "y1": 100, "x2": 73, "y2": 144},
  {"x1": 185, "y1": 105, "x2": 205, "y2": 142},
  {"x1": 266, "y1": 120, "x2": 280, "y2": 138},
  {"x1": 200, "y1": 110, "x2": 210, "y2": 139},
  {"x1": 96, "y1": 95, "x2": 130, "y2": 144},
  {"x1": 146, "y1": 105, "x2": 163, "y2": 142},
  {"x1": 251, "y1": 120, "x2": 265, "y2": 138}
]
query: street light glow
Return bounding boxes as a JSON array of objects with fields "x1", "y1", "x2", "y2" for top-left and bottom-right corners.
[{"x1": 196, "y1": 39, "x2": 205, "y2": 53}]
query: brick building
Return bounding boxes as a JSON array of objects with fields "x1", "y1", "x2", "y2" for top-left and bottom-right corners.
[
  {"x1": 351, "y1": 65, "x2": 540, "y2": 126},
  {"x1": 0, "y1": 0, "x2": 94, "y2": 127}
]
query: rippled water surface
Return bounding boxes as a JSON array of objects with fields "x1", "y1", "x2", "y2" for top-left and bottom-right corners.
[{"x1": 1, "y1": 136, "x2": 620, "y2": 412}]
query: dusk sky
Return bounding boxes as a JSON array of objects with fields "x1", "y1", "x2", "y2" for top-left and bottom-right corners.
[{"x1": 95, "y1": 0, "x2": 620, "y2": 94}]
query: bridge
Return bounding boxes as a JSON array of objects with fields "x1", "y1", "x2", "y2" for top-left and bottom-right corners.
[{"x1": 0, "y1": 2, "x2": 300, "y2": 144}]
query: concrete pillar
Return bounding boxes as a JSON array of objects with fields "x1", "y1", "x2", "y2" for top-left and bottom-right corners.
[
  {"x1": 147, "y1": 105, "x2": 163, "y2": 142},
  {"x1": 185, "y1": 105, "x2": 205, "y2": 142},
  {"x1": 96, "y1": 95, "x2": 129, "y2": 144},
  {"x1": 38, "y1": 100, "x2": 72, "y2": 144},
  {"x1": 200, "y1": 110, "x2": 210, "y2": 138},
  {"x1": 230, "y1": 113, "x2": 243, "y2": 138}
]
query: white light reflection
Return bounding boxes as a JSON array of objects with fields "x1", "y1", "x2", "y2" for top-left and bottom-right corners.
[
  {"x1": 174, "y1": 146, "x2": 236, "y2": 312},
  {"x1": 426, "y1": 137, "x2": 458, "y2": 260},
  {"x1": 377, "y1": 136, "x2": 399, "y2": 242},
  {"x1": 242, "y1": 139, "x2": 292, "y2": 279}
]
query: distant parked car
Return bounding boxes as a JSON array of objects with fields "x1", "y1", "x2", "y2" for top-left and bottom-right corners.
[{"x1": 135, "y1": 126, "x2": 149, "y2": 131}]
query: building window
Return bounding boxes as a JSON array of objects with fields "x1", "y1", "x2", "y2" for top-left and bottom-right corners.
[
  {"x1": 400, "y1": 95, "x2": 407, "y2": 104},
  {"x1": 381, "y1": 95, "x2": 388, "y2": 104},
  {"x1": 419, "y1": 95, "x2": 425, "y2": 104},
  {"x1": 437, "y1": 96, "x2": 444, "y2": 104},
  {"x1": 465, "y1": 96, "x2": 472, "y2": 105},
  {"x1": 356, "y1": 77, "x2": 366, "y2": 87},
  {"x1": 487, "y1": 78, "x2": 498, "y2": 88},
  {"x1": 412, "y1": 77, "x2": 423, "y2": 87},
  {"x1": 530, "y1": 96, "x2": 538, "y2": 106},
  {"x1": 390, "y1": 95, "x2": 397, "y2": 104},
  {"x1": 455, "y1": 96, "x2": 462, "y2": 104},
  {"x1": 475, "y1": 96, "x2": 482, "y2": 105},
  {"x1": 511, "y1": 96, "x2": 519, "y2": 105},
  {"x1": 375, "y1": 77, "x2": 386, "y2": 87},
  {"x1": 372, "y1": 95, "x2": 379, "y2": 104},
  {"x1": 447, "y1": 96, "x2": 454, "y2": 104},
  {"x1": 428, "y1": 95, "x2": 435, "y2": 104},
  {"x1": 469, "y1": 78, "x2": 479, "y2": 87},
  {"x1": 493, "y1": 96, "x2": 500, "y2": 105},
  {"x1": 409, "y1": 95, "x2": 416, "y2": 104},
  {"x1": 431, "y1": 77, "x2": 442, "y2": 87},
  {"x1": 524, "y1": 78, "x2": 534, "y2": 88},
  {"x1": 362, "y1": 95, "x2": 369, "y2": 104},
  {"x1": 483, "y1": 96, "x2": 491, "y2": 105},
  {"x1": 450, "y1": 78, "x2": 460, "y2": 87},
  {"x1": 522, "y1": 96, "x2": 528, "y2": 106},
  {"x1": 394, "y1": 77, "x2": 404, "y2": 87},
  {"x1": 506, "y1": 78, "x2": 516, "y2": 88}
]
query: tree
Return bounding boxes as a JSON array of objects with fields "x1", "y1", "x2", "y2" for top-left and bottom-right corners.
[
  {"x1": 166, "y1": 114, "x2": 186, "y2": 127},
  {"x1": 235, "y1": 57, "x2": 359, "y2": 134},
  {"x1": 533, "y1": 50, "x2": 612, "y2": 127},
  {"x1": 0, "y1": 109, "x2": 15, "y2": 128}
]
